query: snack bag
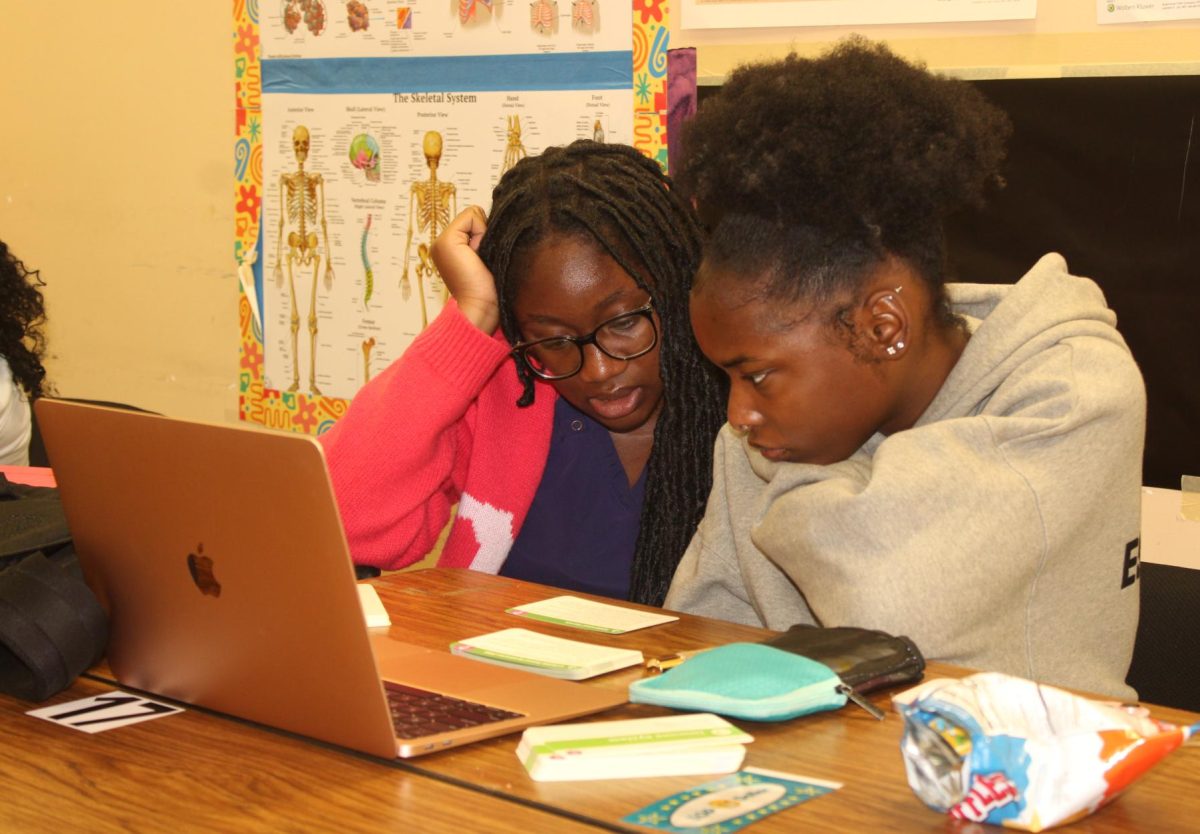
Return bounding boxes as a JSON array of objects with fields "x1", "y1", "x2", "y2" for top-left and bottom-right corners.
[{"x1": 892, "y1": 672, "x2": 1198, "y2": 831}]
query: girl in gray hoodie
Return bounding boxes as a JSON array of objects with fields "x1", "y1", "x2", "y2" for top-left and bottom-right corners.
[{"x1": 665, "y1": 38, "x2": 1146, "y2": 700}]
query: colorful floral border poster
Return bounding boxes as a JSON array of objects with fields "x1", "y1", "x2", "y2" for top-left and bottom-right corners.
[{"x1": 234, "y1": 0, "x2": 668, "y2": 433}]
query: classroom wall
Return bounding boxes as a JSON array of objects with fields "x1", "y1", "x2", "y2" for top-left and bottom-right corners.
[
  {"x1": 0, "y1": 5, "x2": 237, "y2": 424},
  {"x1": 1, "y1": 4, "x2": 1196, "y2": 430},
  {"x1": 673, "y1": 2, "x2": 1200, "y2": 81}
]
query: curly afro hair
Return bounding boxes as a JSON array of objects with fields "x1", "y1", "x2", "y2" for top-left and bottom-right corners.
[
  {"x1": 677, "y1": 36, "x2": 1011, "y2": 318},
  {"x1": 0, "y1": 241, "x2": 49, "y2": 400}
]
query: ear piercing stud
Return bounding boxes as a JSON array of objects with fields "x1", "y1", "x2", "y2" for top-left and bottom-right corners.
[{"x1": 886, "y1": 341, "x2": 905, "y2": 356}]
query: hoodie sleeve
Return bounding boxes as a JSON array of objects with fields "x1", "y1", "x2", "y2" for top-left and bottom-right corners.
[
  {"x1": 752, "y1": 426, "x2": 1045, "y2": 664},
  {"x1": 666, "y1": 426, "x2": 812, "y2": 627},
  {"x1": 320, "y1": 302, "x2": 514, "y2": 569}
]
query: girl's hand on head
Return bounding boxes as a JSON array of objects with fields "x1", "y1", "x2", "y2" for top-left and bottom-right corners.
[{"x1": 431, "y1": 206, "x2": 499, "y2": 334}]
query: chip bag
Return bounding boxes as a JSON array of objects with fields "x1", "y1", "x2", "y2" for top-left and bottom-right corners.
[{"x1": 892, "y1": 672, "x2": 1198, "y2": 831}]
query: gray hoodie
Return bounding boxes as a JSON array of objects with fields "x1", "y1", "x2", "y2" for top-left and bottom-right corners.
[{"x1": 666, "y1": 254, "x2": 1145, "y2": 700}]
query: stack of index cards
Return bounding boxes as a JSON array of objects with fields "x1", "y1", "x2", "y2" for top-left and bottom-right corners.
[{"x1": 516, "y1": 713, "x2": 753, "y2": 782}]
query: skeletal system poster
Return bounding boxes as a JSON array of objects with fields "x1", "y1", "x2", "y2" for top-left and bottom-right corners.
[
  {"x1": 263, "y1": 0, "x2": 631, "y2": 57},
  {"x1": 251, "y1": 0, "x2": 636, "y2": 405}
]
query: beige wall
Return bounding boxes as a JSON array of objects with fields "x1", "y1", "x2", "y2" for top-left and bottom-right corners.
[
  {"x1": 673, "y1": 2, "x2": 1200, "y2": 81},
  {"x1": 1, "y1": 4, "x2": 1196, "y2": 430},
  {"x1": 1, "y1": 5, "x2": 237, "y2": 424}
]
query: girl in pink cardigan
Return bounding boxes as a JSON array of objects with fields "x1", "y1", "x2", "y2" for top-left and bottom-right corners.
[{"x1": 320, "y1": 141, "x2": 725, "y2": 605}]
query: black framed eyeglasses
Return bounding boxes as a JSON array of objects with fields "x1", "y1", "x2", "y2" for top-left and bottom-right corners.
[{"x1": 512, "y1": 302, "x2": 658, "y2": 381}]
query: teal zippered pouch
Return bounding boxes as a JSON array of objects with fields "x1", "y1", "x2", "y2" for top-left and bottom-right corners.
[{"x1": 628, "y1": 643, "x2": 847, "y2": 722}]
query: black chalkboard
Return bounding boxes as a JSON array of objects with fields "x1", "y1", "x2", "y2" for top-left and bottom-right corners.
[
  {"x1": 696, "y1": 75, "x2": 1200, "y2": 487},
  {"x1": 947, "y1": 75, "x2": 1199, "y2": 489}
]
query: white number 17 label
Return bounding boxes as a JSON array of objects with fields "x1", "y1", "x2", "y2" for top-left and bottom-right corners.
[{"x1": 28, "y1": 692, "x2": 183, "y2": 734}]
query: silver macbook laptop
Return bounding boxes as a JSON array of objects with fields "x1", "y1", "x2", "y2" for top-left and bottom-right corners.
[{"x1": 35, "y1": 398, "x2": 625, "y2": 758}]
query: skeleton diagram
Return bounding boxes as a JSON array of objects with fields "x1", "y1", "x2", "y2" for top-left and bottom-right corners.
[
  {"x1": 361, "y1": 336, "x2": 376, "y2": 385},
  {"x1": 273, "y1": 125, "x2": 334, "y2": 395},
  {"x1": 502, "y1": 115, "x2": 527, "y2": 176},
  {"x1": 402, "y1": 130, "x2": 457, "y2": 329}
]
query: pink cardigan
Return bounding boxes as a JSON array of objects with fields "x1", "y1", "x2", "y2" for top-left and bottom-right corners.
[{"x1": 320, "y1": 303, "x2": 556, "y2": 571}]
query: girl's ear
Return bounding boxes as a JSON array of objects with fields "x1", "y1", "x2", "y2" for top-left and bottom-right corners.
[{"x1": 864, "y1": 288, "x2": 909, "y2": 359}]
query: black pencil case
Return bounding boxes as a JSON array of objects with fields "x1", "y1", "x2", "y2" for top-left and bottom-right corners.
[{"x1": 761, "y1": 624, "x2": 926, "y2": 694}]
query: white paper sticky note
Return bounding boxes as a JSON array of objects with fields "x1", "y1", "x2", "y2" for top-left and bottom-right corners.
[
  {"x1": 358, "y1": 583, "x2": 391, "y2": 628},
  {"x1": 28, "y1": 692, "x2": 183, "y2": 734},
  {"x1": 507, "y1": 595, "x2": 678, "y2": 634}
]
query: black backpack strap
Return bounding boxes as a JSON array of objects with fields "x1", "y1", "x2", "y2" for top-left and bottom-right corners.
[
  {"x1": 0, "y1": 474, "x2": 73, "y2": 562},
  {"x1": 0, "y1": 550, "x2": 109, "y2": 701}
]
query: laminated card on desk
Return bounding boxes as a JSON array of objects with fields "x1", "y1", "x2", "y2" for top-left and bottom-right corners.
[
  {"x1": 356, "y1": 584, "x2": 391, "y2": 628},
  {"x1": 507, "y1": 595, "x2": 678, "y2": 634},
  {"x1": 450, "y1": 628, "x2": 643, "y2": 680},
  {"x1": 516, "y1": 713, "x2": 752, "y2": 781},
  {"x1": 623, "y1": 767, "x2": 842, "y2": 832}
]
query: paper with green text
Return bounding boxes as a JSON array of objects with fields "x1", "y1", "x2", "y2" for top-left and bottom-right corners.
[
  {"x1": 450, "y1": 628, "x2": 643, "y2": 680},
  {"x1": 507, "y1": 595, "x2": 678, "y2": 634}
]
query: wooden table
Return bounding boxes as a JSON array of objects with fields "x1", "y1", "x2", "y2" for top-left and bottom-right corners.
[
  {"x1": 1, "y1": 676, "x2": 611, "y2": 833},
  {"x1": 367, "y1": 569, "x2": 1200, "y2": 834},
  {"x1": 74, "y1": 567, "x2": 1199, "y2": 833}
]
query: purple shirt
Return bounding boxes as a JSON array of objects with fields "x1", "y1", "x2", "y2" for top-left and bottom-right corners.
[{"x1": 500, "y1": 397, "x2": 647, "y2": 600}]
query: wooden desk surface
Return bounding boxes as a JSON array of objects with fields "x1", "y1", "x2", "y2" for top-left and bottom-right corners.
[
  {"x1": 367, "y1": 568, "x2": 1200, "y2": 834},
  {"x1": 77, "y1": 567, "x2": 1200, "y2": 833},
  {"x1": 2, "y1": 675, "x2": 608, "y2": 833}
]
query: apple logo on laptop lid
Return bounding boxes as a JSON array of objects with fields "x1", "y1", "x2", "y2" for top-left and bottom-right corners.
[{"x1": 187, "y1": 543, "x2": 222, "y2": 598}]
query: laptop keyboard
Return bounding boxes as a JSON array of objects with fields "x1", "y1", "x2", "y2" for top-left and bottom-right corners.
[{"x1": 384, "y1": 682, "x2": 526, "y2": 739}]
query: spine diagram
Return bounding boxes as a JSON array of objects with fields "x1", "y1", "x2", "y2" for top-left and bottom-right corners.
[{"x1": 361, "y1": 213, "x2": 374, "y2": 309}]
